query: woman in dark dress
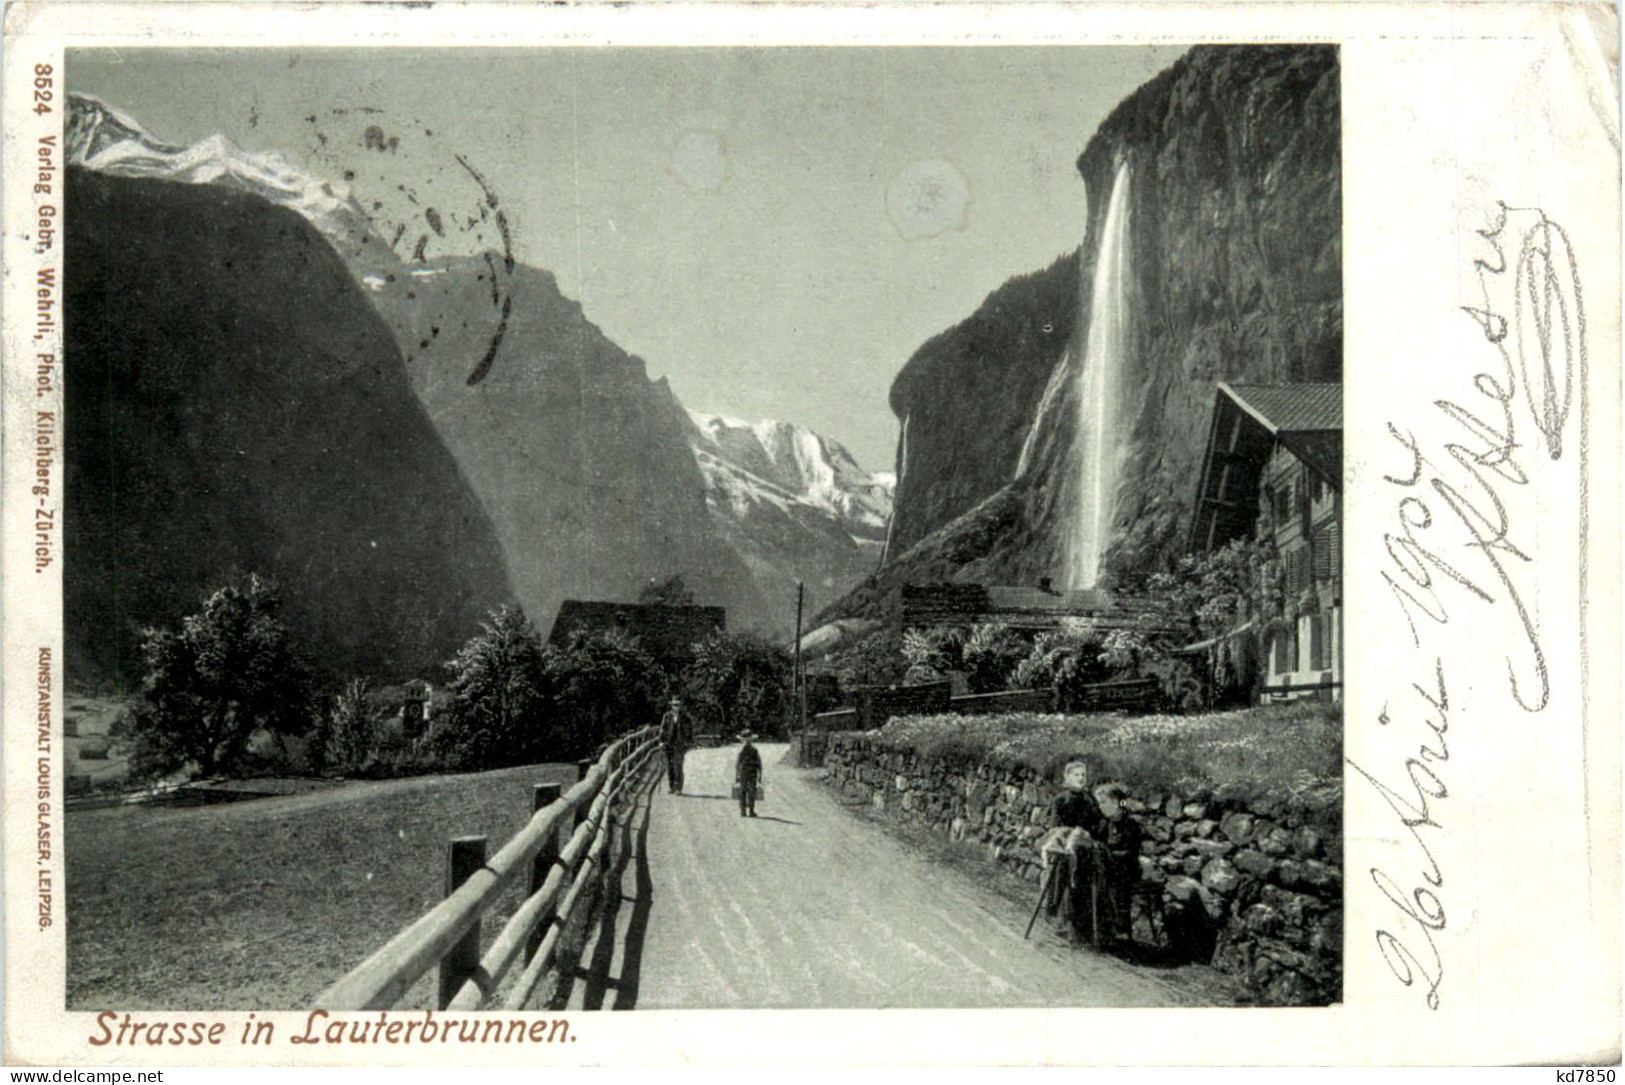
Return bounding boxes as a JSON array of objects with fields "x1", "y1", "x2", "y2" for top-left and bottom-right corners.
[{"x1": 1041, "y1": 760, "x2": 1105, "y2": 944}]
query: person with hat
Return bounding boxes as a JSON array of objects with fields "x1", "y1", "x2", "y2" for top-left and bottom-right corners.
[
  {"x1": 1091, "y1": 780, "x2": 1144, "y2": 949},
  {"x1": 660, "y1": 696, "x2": 691, "y2": 794},
  {"x1": 734, "y1": 732, "x2": 763, "y2": 818}
]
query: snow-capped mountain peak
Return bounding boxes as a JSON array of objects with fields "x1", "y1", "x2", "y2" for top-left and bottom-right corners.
[
  {"x1": 66, "y1": 93, "x2": 373, "y2": 250},
  {"x1": 686, "y1": 410, "x2": 893, "y2": 541}
]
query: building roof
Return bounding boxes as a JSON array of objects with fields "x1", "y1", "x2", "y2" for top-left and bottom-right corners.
[
  {"x1": 548, "y1": 600, "x2": 726, "y2": 666},
  {"x1": 1220, "y1": 383, "x2": 1342, "y2": 435},
  {"x1": 1190, "y1": 382, "x2": 1343, "y2": 553},
  {"x1": 1279, "y1": 432, "x2": 1342, "y2": 492}
]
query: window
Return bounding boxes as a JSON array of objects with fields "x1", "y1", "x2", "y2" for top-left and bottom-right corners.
[
  {"x1": 1304, "y1": 614, "x2": 1327, "y2": 671},
  {"x1": 1314, "y1": 526, "x2": 1335, "y2": 580},
  {"x1": 1274, "y1": 478, "x2": 1294, "y2": 522},
  {"x1": 1287, "y1": 547, "x2": 1311, "y2": 593},
  {"x1": 1271, "y1": 628, "x2": 1296, "y2": 676}
]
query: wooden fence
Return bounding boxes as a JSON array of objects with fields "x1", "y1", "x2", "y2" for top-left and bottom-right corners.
[{"x1": 312, "y1": 725, "x2": 662, "y2": 1012}]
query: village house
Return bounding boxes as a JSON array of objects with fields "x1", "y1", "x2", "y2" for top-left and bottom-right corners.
[
  {"x1": 1189, "y1": 381, "x2": 1342, "y2": 702},
  {"x1": 64, "y1": 698, "x2": 130, "y2": 796}
]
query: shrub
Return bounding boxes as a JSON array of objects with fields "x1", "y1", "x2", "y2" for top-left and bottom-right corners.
[
  {"x1": 873, "y1": 702, "x2": 1342, "y2": 805},
  {"x1": 959, "y1": 624, "x2": 1029, "y2": 693},
  {"x1": 1099, "y1": 628, "x2": 1203, "y2": 712},
  {"x1": 900, "y1": 626, "x2": 964, "y2": 685},
  {"x1": 1013, "y1": 619, "x2": 1112, "y2": 701},
  {"x1": 124, "y1": 575, "x2": 313, "y2": 780}
]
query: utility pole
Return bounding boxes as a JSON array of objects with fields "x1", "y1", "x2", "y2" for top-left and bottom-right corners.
[{"x1": 793, "y1": 582, "x2": 805, "y2": 753}]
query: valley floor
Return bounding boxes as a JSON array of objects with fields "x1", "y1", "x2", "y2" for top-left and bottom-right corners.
[
  {"x1": 557, "y1": 745, "x2": 1229, "y2": 1010},
  {"x1": 66, "y1": 747, "x2": 1235, "y2": 1012},
  {"x1": 66, "y1": 763, "x2": 577, "y2": 1010}
]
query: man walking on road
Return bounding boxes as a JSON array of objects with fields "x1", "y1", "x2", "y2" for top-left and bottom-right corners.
[
  {"x1": 735, "y1": 733, "x2": 763, "y2": 817},
  {"x1": 661, "y1": 696, "x2": 691, "y2": 794}
]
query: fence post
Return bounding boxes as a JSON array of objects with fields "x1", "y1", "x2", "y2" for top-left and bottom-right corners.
[
  {"x1": 524, "y1": 784, "x2": 562, "y2": 964},
  {"x1": 576, "y1": 759, "x2": 594, "y2": 829},
  {"x1": 437, "y1": 835, "x2": 487, "y2": 1009}
]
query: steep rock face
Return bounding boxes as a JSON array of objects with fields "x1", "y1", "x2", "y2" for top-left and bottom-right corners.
[
  {"x1": 688, "y1": 412, "x2": 893, "y2": 622},
  {"x1": 884, "y1": 250, "x2": 1080, "y2": 560},
  {"x1": 65, "y1": 93, "x2": 779, "y2": 635},
  {"x1": 880, "y1": 45, "x2": 1340, "y2": 589},
  {"x1": 367, "y1": 258, "x2": 774, "y2": 636},
  {"x1": 64, "y1": 167, "x2": 514, "y2": 688}
]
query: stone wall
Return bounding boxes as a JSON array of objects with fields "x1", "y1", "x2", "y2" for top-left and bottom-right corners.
[{"x1": 823, "y1": 731, "x2": 1342, "y2": 1006}]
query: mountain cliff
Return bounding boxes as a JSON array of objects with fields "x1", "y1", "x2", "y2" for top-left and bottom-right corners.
[
  {"x1": 367, "y1": 255, "x2": 775, "y2": 636},
  {"x1": 854, "y1": 44, "x2": 1340, "y2": 613},
  {"x1": 65, "y1": 167, "x2": 515, "y2": 689},
  {"x1": 65, "y1": 93, "x2": 885, "y2": 639}
]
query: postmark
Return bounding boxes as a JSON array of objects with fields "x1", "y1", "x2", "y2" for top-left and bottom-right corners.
[{"x1": 0, "y1": 2, "x2": 1619, "y2": 1073}]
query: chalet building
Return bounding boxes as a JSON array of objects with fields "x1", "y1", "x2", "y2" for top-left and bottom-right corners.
[
  {"x1": 899, "y1": 582, "x2": 1179, "y2": 638},
  {"x1": 547, "y1": 600, "x2": 726, "y2": 674},
  {"x1": 1190, "y1": 382, "x2": 1342, "y2": 702},
  {"x1": 64, "y1": 699, "x2": 130, "y2": 795},
  {"x1": 371, "y1": 679, "x2": 438, "y2": 744}
]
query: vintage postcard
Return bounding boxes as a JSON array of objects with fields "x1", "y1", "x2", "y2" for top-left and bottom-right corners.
[{"x1": 2, "y1": 0, "x2": 1618, "y2": 1069}]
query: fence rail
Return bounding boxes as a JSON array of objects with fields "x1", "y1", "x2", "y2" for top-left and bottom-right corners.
[{"x1": 312, "y1": 726, "x2": 661, "y2": 1012}]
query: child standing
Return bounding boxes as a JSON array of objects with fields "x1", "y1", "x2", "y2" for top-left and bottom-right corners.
[
  {"x1": 735, "y1": 733, "x2": 763, "y2": 818},
  {"x1": 1092, "y1": 781, "x2": 1144, "y2": 949}
]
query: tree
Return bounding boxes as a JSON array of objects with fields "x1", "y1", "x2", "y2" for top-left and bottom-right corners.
[
  {"x1": 322, "y1": 678, "x2": 383, "y2": 772},
  {"x1": 638, "y1": 573, "x2": 695, "y2": 607},
  {"x1": 681, "y1": 631, "x2": 792, "y2": 740},
  {"x1": 431, "y1": 605, "x2": 550, "y2": 769},
  {"x1": 1095, "y1": 540, "x2": 1282, "y2": 713},
  {"x1": 125, "y1": 575, "x2": 312, "y2": 780},
  {"x1": 545, "y1": 628, "x2": 666, "y2": 757}
]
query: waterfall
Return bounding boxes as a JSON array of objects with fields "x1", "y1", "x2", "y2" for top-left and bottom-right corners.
[
  {"x1": 1013, "y1": 348, "x2": 1070, "y2": 481},
  {"x1": 1065, "y1": 159, "x2": 1133, "y2": 589},
  {"x1": 879, "y1": 412, "x2": 909, "y2": 566}
]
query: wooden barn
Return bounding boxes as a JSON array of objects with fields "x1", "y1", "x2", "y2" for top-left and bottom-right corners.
[
  {"x1": 547, "y1": 600, "x2": 726, "y2": 674},
  {"x1": 1190, "y1": 382, "x2": 1342, "y2": 702}
]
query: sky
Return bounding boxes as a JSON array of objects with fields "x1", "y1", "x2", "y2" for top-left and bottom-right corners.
[{"x1": 70, "y1": 46, "x2": 1186, "y2": 471}]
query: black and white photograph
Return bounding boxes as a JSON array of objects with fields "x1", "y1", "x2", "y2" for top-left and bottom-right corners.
[
  {"x1": 57, "y1": 42, "x2": 1344, "y2": 1015},
  {"x1": 2, "y1": 1, "x2": 1617, "y2": 1069}
]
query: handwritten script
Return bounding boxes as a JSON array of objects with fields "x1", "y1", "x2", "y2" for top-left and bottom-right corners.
[{"x1": 1354, "y1": 202, "x2": 1586, "y2": 1010}]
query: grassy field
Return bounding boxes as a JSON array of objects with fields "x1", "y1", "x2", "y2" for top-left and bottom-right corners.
[
  {"x1": 66, "y1": 763, "x2": 578, "y2": 1010},
  {"x1": 875, "y1": 702, "x2": 1342, "y2": 805}
]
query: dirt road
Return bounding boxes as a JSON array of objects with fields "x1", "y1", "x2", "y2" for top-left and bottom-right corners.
[{"x1": 561, "y1": 745, "x2": 1217, "y2": 1010}]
